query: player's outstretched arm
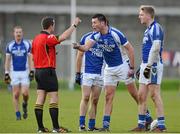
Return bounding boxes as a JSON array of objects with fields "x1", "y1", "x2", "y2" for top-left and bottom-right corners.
[
  {"x1": 73, "y1": 39, "x2": 95, "y2": 52},
  {"x1": 58, "y1": 17, "x2": 81, "y2": 42}
]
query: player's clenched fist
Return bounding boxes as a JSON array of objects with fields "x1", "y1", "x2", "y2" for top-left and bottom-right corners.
[{"x1": 4, "y1": 73, "x2": 11, "y2": 84}]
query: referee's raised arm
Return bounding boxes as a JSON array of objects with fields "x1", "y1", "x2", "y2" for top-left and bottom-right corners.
[{"x1": 58, "y1": 17, "x2": 81, "y2": 42}]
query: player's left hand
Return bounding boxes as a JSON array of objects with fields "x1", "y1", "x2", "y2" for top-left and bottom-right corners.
[
  {"x1": 128, "y1": 68, "x2": 134, "y2": 77},
  {"x1": 29, "y1": 70, "x2": 34, "y2": 81},
  {"x1": 75, "y1": 72, "x2": 81, "y2": 85},
  {"x1": 73, "y1": 43, "x2": 80, "y2": 49},
  {"x1": 4, "y1": 73, "x2": 11, "y2": 84},
  {"x1": 143, "y1": 65, "x2": 151, "y2": 79}
]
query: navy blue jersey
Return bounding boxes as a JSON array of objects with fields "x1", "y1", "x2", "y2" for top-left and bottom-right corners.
[
  {"x1": 142, "y1": 20, "x2": 164, "y2": 64},
  {"x1": 6, "y1": 39, "x2": 31, "y2": 71},
  {"x1": 80, "y1": 32, "x2": 103, "y2": 74},
  {"x1": 90, "y1": 26, "x2": 128, "y2": 67}
]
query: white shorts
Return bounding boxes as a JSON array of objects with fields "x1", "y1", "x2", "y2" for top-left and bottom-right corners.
[
  {"x1": 10, "y1": 71, "x2": 30, "y2": 86},
  {"x1": 82, "y1": 73, "x2": 103, "y2": 87},
  {"x1": 104, "y1": 62, "x2": 134, "y2": 86},
  {"x1": 139, "y1": 63, "x2": 163, "y2": 85}
]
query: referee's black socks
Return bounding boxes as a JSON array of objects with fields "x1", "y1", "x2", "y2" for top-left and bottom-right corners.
[
  {"x1": 49, "y1": 103, "x2": 60, "y2": 129},
  {"x1": 34, "y1": 104, "x2": 44, "y2": 129}
]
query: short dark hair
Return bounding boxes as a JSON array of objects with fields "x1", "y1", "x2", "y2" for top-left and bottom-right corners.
[
  {"x1": 92, "y1": 14, "x2": 108, "y2": 25},
  {"x1": 140, "y1": 5, "x2": 155, "y2": 18},
  {"x1": 41, "y1": 16, "x2": 55, "y2": 29}
]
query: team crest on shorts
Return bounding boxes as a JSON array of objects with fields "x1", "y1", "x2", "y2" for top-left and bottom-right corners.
[{"x1": 151, "y1": 67, "x2": 157, "y2": 76}]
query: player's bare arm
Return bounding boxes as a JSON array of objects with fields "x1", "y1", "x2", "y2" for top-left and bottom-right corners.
[
  {"x1": 5, "y1": 54, "x2": 11, "y2": 73},
  {"x1": 124, "y1": 42, "x2": 135, "y2": 77},
  {"x1": 124, "y1": 42, "x2": 135, "y2": 68},
  {"x1": 28, "y1": 53, "x2": 34, "y2": 71},
  {"x1": 76, "y1": 50, "x2": 84, "y2": 73},
  {"x1": 73, "y1": 39, "x2": 95, "y2": 52},
  {"x1": 4, "y1": 54, "x2": 11, "y2": 84}
]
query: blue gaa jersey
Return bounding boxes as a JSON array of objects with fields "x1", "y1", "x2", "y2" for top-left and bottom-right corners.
[
  {"x1": 6, "y1": 39, "x2": 31, "y2": 71},
  {"x1": 90, "y1": 26, "x2": 128, "y2": 67},
  {"x1": 142, "y1": 20, "x2": 164, "y2": 64},
  {"x1": 80, "y1": 32, "x2": 103, "y2": 74}
]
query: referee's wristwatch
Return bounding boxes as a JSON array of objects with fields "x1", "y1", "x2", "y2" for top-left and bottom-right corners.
[{"x1": 73, "y1": 24, "x2": 77, "y2": 28}]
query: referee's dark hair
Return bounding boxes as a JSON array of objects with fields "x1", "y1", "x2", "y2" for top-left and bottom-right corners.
[
  {"x1": 41, "y1": 16, "x2": 55, "y2": 30},
  {"x1": 92, "y1": 14, "x2": 108, "y2": 25}
]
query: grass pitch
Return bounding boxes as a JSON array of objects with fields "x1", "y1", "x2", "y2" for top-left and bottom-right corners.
[{"x1": 0, "y1": 82, "x2": 180, "y2": 133}]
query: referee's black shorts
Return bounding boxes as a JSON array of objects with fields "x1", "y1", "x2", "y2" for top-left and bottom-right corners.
[{"x1": 35, "y1": 68, "x2": 58, "y2": 92}]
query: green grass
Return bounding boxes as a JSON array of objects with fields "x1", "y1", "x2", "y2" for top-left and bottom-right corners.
[{"x1": 0, "y1": 84, "x2": 180, "y2": 133}]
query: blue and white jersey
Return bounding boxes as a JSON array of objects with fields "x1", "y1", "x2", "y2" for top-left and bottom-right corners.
[
  {"x1": 6, "y1": 39, "x2": 31, "y2": 71},
  {"x1": 80, "y1": 32, "x2": 103, "y2": 74},
  {"x1": 142, "y1": 20, "x2": 164, "y2": 64},
  {"x1": 90, "y1": 26, "x2": 129, "y2": 67}
]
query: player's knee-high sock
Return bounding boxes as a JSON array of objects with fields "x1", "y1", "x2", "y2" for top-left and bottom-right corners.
[
  {"x1": 79, "y1": 116, "x2": 85, "y2": 127},
  {"x1": 23, "y1": 94, "x2": 29, "y2": 103},
  {"x1": 145, "y1": 109, "x2": 152, "y2": 122},
  {"x1": 88, "y1": 119, "x2": 95, "y2": 129},
  {"x1": 138, "y1": 114, "x2": 146, "y2": 128},
  {"x1": 16, "y1": 111, "x2": 21, "y2": 119},
  {"x1": 103, "y1": 115, "x2": 110, "y2": 128},
  {"x1": 34, "y1": 104, "x2": 44, "y2": 129},
  {"x1": 157, "y1": 117, "x2": 166, "y2": 129},
  {"x1": 49, "y1": 103, "x2": 60, "y2": 129}
]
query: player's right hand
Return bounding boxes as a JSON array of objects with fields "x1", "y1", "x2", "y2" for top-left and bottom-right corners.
[
  {"x1": 75, "y1": 72, "x2": 81, "y2": 85},
  {"x1": 4, "y1": 73, "x2": 11, "y2": 84},
  {"x1": 143, "y1": 65, "x2": 151, "y2": 79}
]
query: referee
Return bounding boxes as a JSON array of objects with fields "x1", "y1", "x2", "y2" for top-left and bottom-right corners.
[{"x1": 32, "y1": 16, "x2": 81, "y2": 133}]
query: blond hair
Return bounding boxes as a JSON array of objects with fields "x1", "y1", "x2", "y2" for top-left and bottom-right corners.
[
  {"x1": 13, "y1": 26, "x2": 23, "y2": 31},
  {"x1": 140, "y1": 5, "x2": 155, "y2": 18}
]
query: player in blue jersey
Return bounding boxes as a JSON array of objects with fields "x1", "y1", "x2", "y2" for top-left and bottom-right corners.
[
  {"x1": 4, "y1": 26, "x2": 34, "y2": 120},
  {"x1": 75, "y1": 32, "x2": 104, "y2": 131},
  {"x1": 73, "y1": 14, "x2": 135, "y2": 131},
  {"x1": 131, "y1": 5, "x2": 166, "y2": 132},
  {"x1": 119, "y1": 46, "x2": 153, "y2": 131}
]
